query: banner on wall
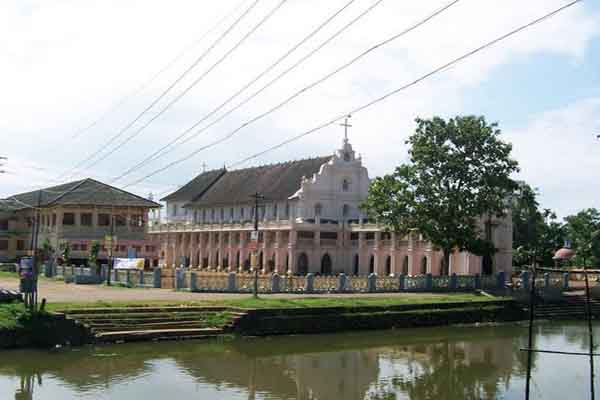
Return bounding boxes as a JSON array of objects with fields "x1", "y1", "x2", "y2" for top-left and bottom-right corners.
[{"x1": 113, "y1": 258, "x2": 144, "y2": 270}]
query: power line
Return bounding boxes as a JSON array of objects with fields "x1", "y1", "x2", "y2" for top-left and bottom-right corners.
[
  {"x1": 227, "y1": 0, "x2": 584, "y2": 169},
  {"x1": 69, "y1": 0, "x2": 249, "y2": 140},
  {"x1": 111, "y1": 0, "x2": 362, "y2": 183},
  {"x1": 127, "y1": 0, "x2": 582, "y2": 187},
  {"x1": 58, "y1": 0, "x2": 262, "y2": 181},
  {"x1": 123, "y1": 0, "x2": 460, "y2": 187},
  {"x1": 67, "y1": 0, "x2": 288, "y2": 180}
]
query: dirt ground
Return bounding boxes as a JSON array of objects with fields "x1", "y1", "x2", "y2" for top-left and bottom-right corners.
[{"x1": 0, "y1": 276, "x2": 462, "y2": 303}]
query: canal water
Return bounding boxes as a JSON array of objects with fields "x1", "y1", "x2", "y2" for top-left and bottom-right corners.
[{"x1": 1, "y1": 321, "x2": 598, "y2": 399}]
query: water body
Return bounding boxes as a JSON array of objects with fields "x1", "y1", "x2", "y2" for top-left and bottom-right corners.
[{"x1": 1, "y1": 322, "x2": 598, "y2": 399}]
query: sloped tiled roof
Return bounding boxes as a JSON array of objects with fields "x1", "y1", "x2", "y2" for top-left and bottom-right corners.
[
  {"x1": 161, "y1": 168, "x2": 225, "y2": 202},
  {"x1": 187, "y1": 156, "x2": 331, "y2": 207},
  {"x1": 3, "y1": 178, "x2": 160, "y2": 210}
]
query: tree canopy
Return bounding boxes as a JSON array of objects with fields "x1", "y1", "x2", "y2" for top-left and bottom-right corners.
[
  {"x1": 564, "y1": 208, "x2": 600, "y2": 267},
  {"x1": 362, "y1": 115, "x2": 518, "y2": 273}
]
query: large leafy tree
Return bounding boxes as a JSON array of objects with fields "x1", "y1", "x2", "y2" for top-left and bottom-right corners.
[
  {"x1": 511, "y1": 182, "x2": 564, "y2": 268},
  {"x1": 564, "y1": 208, "x2": 600, "y2": 267},
  {"x1": 362, "y1": 116, "x2": 519, "y2": 274}
]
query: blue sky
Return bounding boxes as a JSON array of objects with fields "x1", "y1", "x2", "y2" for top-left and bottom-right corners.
[{"x1": 0, "y1": 0, "x2": 599, "y2": 219}]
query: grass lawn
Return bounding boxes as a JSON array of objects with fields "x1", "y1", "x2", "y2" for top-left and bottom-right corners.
[
  {"x1": 47, "y1": 292, "x2": 505, "y2": 312},
  {"x1": 0, "y1": 271, "x2": 18, "y2": 279}
]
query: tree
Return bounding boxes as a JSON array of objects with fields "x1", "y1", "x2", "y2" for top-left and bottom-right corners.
[
  {"x1": 58, "y1": 241, "x2": 71, "y2": 265},
  {"x1": 564, "y1": 208, "x2": 600, "y2": 267},
  {"x1": 362, "y1": 116, "x2": 519, "y2": 274},
  {"x1": 88, "y1": 240, "x2": 101, "y2": 274},
  {"x1": 40, "y1": 238, "x2": 54, "y2": 263},
  {"x1": 511, "y1": 183, "x2": 564, "y2": 268}
]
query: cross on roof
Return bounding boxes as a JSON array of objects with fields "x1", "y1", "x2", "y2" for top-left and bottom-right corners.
[
  {"x1": 201, "y1": 162, "x2": 207, "y2": 173},
  {"x1": 340, "y1": 115, "x2": 352, "y2": 141}
]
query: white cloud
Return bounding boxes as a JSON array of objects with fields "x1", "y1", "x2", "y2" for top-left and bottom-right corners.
[
  {"x1": 505, "y1": 97, "x2": 600, "y2": 219},
  {"x1": 0, "y1": 0, "x2": 599, "y2": 211}
]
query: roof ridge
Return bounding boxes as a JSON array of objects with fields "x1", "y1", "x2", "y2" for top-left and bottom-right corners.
[{"x1": 227, "y1": 155, "x2": 331, "y2": 173}]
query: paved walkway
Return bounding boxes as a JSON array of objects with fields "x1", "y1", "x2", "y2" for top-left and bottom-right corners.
[{"x1": 0, "y1": 277, "x2": 455, "y2": 303}]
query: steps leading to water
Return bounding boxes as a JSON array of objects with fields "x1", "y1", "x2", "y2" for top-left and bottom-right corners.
[
  {"x1": 530, "y1": 295, "x2": 600, "y2": 320},
  {"x1": 59, "y1": 307, "x2": 242, "y2": 343}
]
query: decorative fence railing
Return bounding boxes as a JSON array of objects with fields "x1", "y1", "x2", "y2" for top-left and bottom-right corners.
[{"x1": 44, "y1": 264, "x2": 573, "y2": 295}]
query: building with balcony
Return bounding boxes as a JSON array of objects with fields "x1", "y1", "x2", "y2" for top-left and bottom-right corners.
[
  {"x1": 0, "y1": 178, "x2": 160, "y2": 265},
  {"x1": 151, "y1": 137, "x2": 512, "y2": 276}
]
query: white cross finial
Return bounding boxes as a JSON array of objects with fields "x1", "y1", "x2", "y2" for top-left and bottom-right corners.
[
  {"x1": 201, "y1": 162, "x2": 207, "y2": 173},
  {"x1": 340, "y1": 115, "x2": 352, "y2": 142}
]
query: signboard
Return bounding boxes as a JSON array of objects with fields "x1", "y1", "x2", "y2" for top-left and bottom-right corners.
[{"x1": 113, "y1": 258, "x2": 144, "y2": 270}]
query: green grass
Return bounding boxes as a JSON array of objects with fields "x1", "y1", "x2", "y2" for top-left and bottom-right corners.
[
  {"x1": 47, "y1": 292, "x2": 504, "y2": 312},
  {"x1": 0, "y1": 271, "x2": 18, "y2": 279}
]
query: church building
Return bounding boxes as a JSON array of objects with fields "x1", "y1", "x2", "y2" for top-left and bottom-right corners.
[{"x1": 150, "y1": 135, "x2": 512, "y2": 277}]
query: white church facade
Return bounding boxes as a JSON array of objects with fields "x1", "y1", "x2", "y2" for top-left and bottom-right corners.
[{"x1": 149, "y1": 137, "x2": 512, "y2": 277}]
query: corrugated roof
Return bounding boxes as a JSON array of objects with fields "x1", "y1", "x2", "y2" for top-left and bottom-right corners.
[
  {"x1": 3, "y1": 178, "x2": 160, "y2": 210},
  {"x1": 187, "y1": 156, "x2": 331, "y2": 207},
  {"x1": 161, "y1": 168, "x2": 225, "y2": 202}
]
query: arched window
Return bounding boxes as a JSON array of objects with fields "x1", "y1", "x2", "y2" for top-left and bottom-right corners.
[
  {"x1": 314, "y1": 203, "x2": 322, "y2": 217},
  {"x1": 353, "y1": 254, "x2": 359, "y2": 275},
  {"x1": 369, "y1": 255, "x2": 375, "y2": 274},
  {"x1": 342, "y1": 179, "x2": 350, "y2": 192},
  {"x1": 402, "y1": 255, "x2": 409, "y2": 275},
  {"x1": 421, "y1": 256, "x2": 427, "y2": 275},
  {"x1": 298, "y1": 253, "x2": 309, "y2": 275},
  {"x1": 342, "y1": 204, "x2": 350, "y2": 218},
  {"x1": 385, "y1": 256, "x2": 391, "y2": 276},
  {"x1": 321, "y1": 254, "x2": 332, "y2": 275}
]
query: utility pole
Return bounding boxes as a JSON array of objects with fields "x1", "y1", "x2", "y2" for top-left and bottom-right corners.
[
  {"x1": 26, "y1": 189, "x2": 42, "y2": 312},
  {"x1": 250, "y1": 192, "x2": 264, "y2": 298},
  {"x1": 107, "y1": 215, "x2": 115, "y2": 286}
]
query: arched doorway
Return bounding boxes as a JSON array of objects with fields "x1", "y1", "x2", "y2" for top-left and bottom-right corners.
[
  {"x1": 482, "y1": 254, "x2": 493, "y2": 275},
  {"x1": 321, "y1": 254, "x2": 332, "y2": 275},
  {"x1": 258, "y1": 251, "x2": 264, "y2": 270},
  {"x1": 402, "y1": 255, "x2": 409, "y2": 275},
  {"x1": 420, "y1": 256, "x2": 427, "y2": 275},
  {"x1": 353, "y1": 254, "x2": 359, "y2": 275},
  {"x1": 268, "y1": 254, "x2": 275, "y2": 272},
  {"x1": 369, "y1": 255, "x2": 375, "y2": 274},
  {"x1": 297, "y1": 253, "x2": 309, "y2": 275},
  {"x1": 385, "y1": 256, "x2": 391, "y2": 276},
  {"x1": 236, "y1": 251, "x2": 240, "y2": 268},
  {"x1": 441, "y1": 258, "x2": 449, "y2": 276},
  {"x1": 215, "y1": 251, "x2": 219, "y2": 268}
]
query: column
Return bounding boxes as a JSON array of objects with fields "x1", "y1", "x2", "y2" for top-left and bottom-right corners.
[
  {"x1": 227, "y1": 231, "x2": 234, "y2": 272},
  {"x1": 274, "y1": 231, "x2": 282, "y2": 273},
  {"x1": 239, "y1": 231, "x2": 247, "y2": 272},
  {"x1": 207, "y1": 232, "x2": 214, "y2": 269},
  {"x1": 217, "y1": 232, "x2": 223, "y2": 271},
  {"x1": 198, "y1": 232, "x2": 205, "y2": 268},
  {"x1": 373, "y1": 231, "x2": 380, "y2": 274}
]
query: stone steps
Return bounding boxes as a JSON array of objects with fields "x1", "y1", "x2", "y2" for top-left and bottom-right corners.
[
  {"x1": 95, "y1": 328, "x2": 224, "y2": 343},
  {"x1": 59, "y1": 306, "x2": 243, "y2": 343},
  {"x1": 530, "y1": 295, "x2": 600, "y2": 319}
]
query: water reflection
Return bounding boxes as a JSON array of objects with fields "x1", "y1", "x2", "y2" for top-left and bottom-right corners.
[{"x1": 0, "y1": 322, "x2": 598, "y2": 399}]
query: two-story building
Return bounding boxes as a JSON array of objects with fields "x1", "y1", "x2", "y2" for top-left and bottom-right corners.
[
  {"x1": 0, "y1": 178, "x2": 160, "y2": 266},
  {"x1": 150, "y1": 137, "x2": 512, "y2": 276}
]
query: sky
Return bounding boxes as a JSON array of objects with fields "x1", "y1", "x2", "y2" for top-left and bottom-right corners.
[{"x1": 1, "y1": 0, "x2": 599, "y2": 219}]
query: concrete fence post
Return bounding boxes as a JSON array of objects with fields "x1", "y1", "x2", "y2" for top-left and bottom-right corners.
[
  {"x1": 337, "y1": 273, "x2": 347, "y2": 292},
  {"x1": 367, "y1": 273, "x2": 377, "y2": 293},
  {"x1": 563, "y1": 272, "x2": 570, "y2": 291},
  {"x1": 399, "y1": 274, "x2": 406, "y2": 291},
  {"x1": 272, "y1": 273, "x2": 281, "y2": 293},
  {"x1": 153, "y1": 268, "x2": 161, "y2": 288},
  {"x1": 521, "y1": 271, "x2": 530, "y2": 291},
  {"x1": 126, "y1": 269, "x2": 132, "y2": 286},
  {"x1": 190, "y1": 271, "x2": 198, "y2": 292},
  {"x1": 227, "y1": 272, "x2": 237, "y2": 292},
  {"x1": 139, "y1": 270, "x2": 144, "y2": 286},
  {"x1": 113, "y1": 269, "x2": 119, "y2": 282},
  {"x1": 544, "y1": 272, "x2": 550, "y2": 288},
  {"x1": 497, "y1": 271, "x2": 506, "y2": 290},
  {"x1": 474, "y1": 274, "x2": 481, "y2": 290},
  {"x1": 70, "y1": 264, "x2": 75, "y2": 277},
  {"x1": 450, "y1": 273, "x2": 458, "y2": 291},
  {"x1": 305, "y1": 273, "x2": 315, "y2": 293},
  {"x1": 425, "y1": 273, "x2": 433, "y2": 291}
]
